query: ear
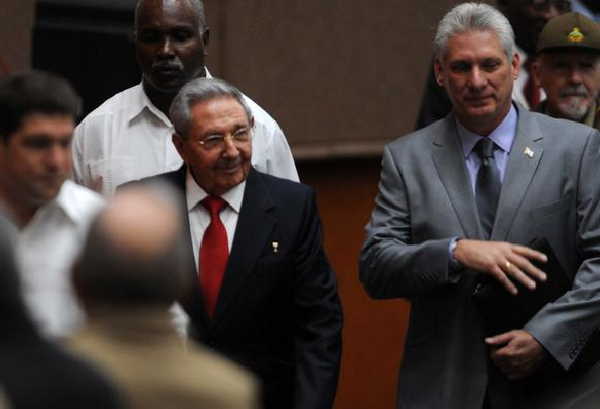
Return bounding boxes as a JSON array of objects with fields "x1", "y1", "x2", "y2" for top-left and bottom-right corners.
[
  {"x1": 433, "y1": 59, "x2": 445, "y2": 87},
  {"x1": 172, "y1": 133, "x2": 186, "y2": 160},
  {"x1": 202, "y1": 27, "x2": 210, "y2": 56},
  {"x1": 511, "y1": 52, "x2": 521, "y2": 81}
]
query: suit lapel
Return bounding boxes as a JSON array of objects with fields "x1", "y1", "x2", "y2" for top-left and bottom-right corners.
[
  {"x1": 492, "y1": 106, "x2": 544, "y2": 241},
  {"x1": 168, "y1": 166, "x2": 211, "y2": 331},
  {"x1": 211, "y1": 169, "x2": 276, "y2": 326},
  {"x1": 431, "y1": 115, "x2": 483, "y2": 239}
]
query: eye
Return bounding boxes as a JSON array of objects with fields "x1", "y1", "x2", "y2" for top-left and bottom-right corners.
[
  {"x1": 172, "y1": 29, "x2": 194, "y2": 42},
  {"x1": 201, "y1": 134, "x2": 224, "y2": 149},
  {"x1": 23, "y1": 138, "x2": 52, "y2": 150},
  {"x1": 481, "y1": 60, "x2": 500, "y2": 72},
  {"x1": 137, "y1": 29, "x2": 160, "y2": 43},
  {"x1": 450, "y1": 61, "x2": 471, "y2": 73},
  {"x1": 551, "y1": 61, "x2": 570, "y2": 71},
  {"x1": 233, "y1": 128, "x2": 250, "y2": 141}
]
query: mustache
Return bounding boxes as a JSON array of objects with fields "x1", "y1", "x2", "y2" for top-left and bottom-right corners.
[
  {"x1": 559, "y1": 86, "x2": 590, "y2": 98},
  {"x1": 152, "y1": 61, "x2": 183, "y2": 71},
  {"x1": 215, "y1": 157, "x2": 243, "y2": 170}
]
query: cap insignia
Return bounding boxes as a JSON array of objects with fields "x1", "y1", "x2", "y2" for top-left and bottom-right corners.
[{"x1": 568, "y1": 27, "x2": 584, "y2": 43}]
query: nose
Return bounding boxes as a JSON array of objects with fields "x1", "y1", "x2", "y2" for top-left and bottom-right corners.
[
  {"x1": 157, "y1": 36, "x2": 175, "y2": 58},
  {"x1": 468, "y1": 66, "x2": 487, "y2": 90},
  {"x1": 568, "y1": 67, "x2": 583, "y2": 85},
  {"x1": 45, "y1": 145, "x2": 69, "y2": 172},
  {"x1": 221, "y1": 135, "x2": 240, "y2": 158}
]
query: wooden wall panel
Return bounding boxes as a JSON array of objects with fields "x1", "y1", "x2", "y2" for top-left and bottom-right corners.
[
  {"x1": 0, "y1": 0, "x2": 35, "y2": 74},
  {"x1": 298, "y1": 158, "x2": 409, "y2": 409},
  {"x1": 204, "y1": 0, "x2": 468, "y2": 159}
]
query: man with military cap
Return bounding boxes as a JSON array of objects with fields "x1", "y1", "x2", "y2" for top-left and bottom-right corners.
[{"x1": 532, "y1": 12, "x2": 600, "y2": 128}]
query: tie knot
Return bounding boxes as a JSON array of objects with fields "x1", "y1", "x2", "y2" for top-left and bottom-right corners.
[
  {"x1": 475, "y1": 138, "x2": 496, "y2": 160},
  {"x1": 202, "y1": 196, "x2": 227, "y2": 217}
]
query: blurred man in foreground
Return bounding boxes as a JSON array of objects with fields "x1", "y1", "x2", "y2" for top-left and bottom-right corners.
[
  {"x1": 0, "y1": 71, "x2": 104, "y2": 337},
  {"x1": 70, "y1": 185, "x2": 258, "y2": 409}
]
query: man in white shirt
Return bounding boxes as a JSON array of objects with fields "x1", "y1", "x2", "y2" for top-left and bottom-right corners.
[
  {"x1": 73, "y1": 0, "x2": 298, "y2": 196},
  {"x1": 0, "y1": 71, "x2": 104, "y2": 337}
]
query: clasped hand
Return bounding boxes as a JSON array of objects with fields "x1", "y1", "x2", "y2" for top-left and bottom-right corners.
[{"x1": 486, "y1": 330, "x2": 546, "y2": 380}]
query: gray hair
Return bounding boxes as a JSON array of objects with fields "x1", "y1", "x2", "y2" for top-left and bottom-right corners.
[
  {"x1": 135, "y1": 0, "x2": 207, "y2": 32},
  {"x1": 433, "y1": 2, "x2": 515, "y2": 60},
  {"x1": 169, "y1": 77, "x2": 254, "y2": 137}
]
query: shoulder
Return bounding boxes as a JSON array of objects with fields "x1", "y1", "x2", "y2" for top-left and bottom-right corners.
[
  {"x1": 122, "y1": 167, "x2": 185, "y2": 192},
  {"x1": 385, "y1": 116, "x2": 448, "y2": 157},
  {"x1": 524, "y1": 109, "x2": 598, "y2": 145},
  {"x1": 59, "y1": 181, "x2": 105, "y2": 223},
  {"x1": 78, "y1": 84, "x2": 142, "y2": 124},
  {"x1": 241, "y1": 93, "x2": 282, "y2": 132},
  {"x1": 252, "y1": 169, "x2": 313, "y2": 200}
]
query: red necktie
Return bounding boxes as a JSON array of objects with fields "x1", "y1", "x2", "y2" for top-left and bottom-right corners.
[{"x1": 199, "y1": 196, "x2": 228, "y2": 317}]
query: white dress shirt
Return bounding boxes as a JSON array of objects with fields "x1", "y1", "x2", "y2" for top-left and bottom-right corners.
[
  {"x1": 15, "y1": 180, "x2": 104, "y2": 337},
  {"x1": 72, "y1": 71, "x2": 298, "y2": 196},
  {"x1": 169, "y1": 172, "x2": 246, "y2": 337},
  {"x1": 185, "y1": 170, "x2": 246, "y2": 269}
]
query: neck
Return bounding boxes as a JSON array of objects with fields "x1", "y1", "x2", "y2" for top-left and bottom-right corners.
[
  {"x1": 143, "y1": 82, "x2": 177, "y2": 116},
  {"x1": 456, "y1": 105, "x2": 512, "y2": 137},
  {"x1": 0, "y1": 186, "x2": 39, "y2": 228}
]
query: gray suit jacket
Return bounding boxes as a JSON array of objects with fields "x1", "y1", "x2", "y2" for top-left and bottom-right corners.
[{"x1": 359, "y1": 104, "x2": 600, "y2": 409}]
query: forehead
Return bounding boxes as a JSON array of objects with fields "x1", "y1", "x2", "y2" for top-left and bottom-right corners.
[
  {"x1": 136, "y1": 0, "x2": 199, "y2": 29},
  {"x1": 444, "y1": 30, "x2": 507, "y2": 62},
  {"x1": 16, "y1": 113, "x2": 74, "y2": 137},
  {"x1": 188, "y1": 97, "x2": 249, "y2": 134},
  {"x1": 542, "y1": 50, "x2": 600, "y2": 63}
]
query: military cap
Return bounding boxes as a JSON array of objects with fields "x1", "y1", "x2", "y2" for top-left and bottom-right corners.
[{"x1": 537, "y1": 12, "x2": 600, "y2": 53}]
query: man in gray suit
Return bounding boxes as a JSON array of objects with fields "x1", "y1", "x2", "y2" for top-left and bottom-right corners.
[{"x1": 360, "y1": 2, "x2": 600, "y2": 409}]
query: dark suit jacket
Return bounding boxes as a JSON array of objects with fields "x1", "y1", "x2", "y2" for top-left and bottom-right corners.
[
  {"x1": 360, "y1": 104, "x2": 600, "y2": 409},
  {"x1": 140, "y1": 167, "x2": 342, "y2": 409}
]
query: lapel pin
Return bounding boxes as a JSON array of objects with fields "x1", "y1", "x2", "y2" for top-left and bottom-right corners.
[
  {"x1": 272, "y1": 241, "x2": 279, "y2": 254},
  {"x1": 524, "y1": 147, "x2": 534, "y2": 158}
]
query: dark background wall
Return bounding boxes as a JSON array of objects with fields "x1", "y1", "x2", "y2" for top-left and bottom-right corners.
[{"x1": 4, "y1": 1, "x2": 486, "y2": 408}]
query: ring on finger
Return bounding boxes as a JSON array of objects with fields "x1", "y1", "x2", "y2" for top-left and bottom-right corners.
[{"x1": 505, "y1": 261, "x2": 512, "y2": 270}]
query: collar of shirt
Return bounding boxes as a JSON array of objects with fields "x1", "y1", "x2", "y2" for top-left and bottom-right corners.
[
  {"x1": 185, "y1": 168, "x2": 246, "y2": 214},
  {"x1": 456, "y1": 103, "x2": 517, "y2": 158},
  {"x1": 128, "y1": 67, "x2": 214, "y2": 128},
  {"x1": 49, "y1": 180, "x2": 93, "y2": 225}
]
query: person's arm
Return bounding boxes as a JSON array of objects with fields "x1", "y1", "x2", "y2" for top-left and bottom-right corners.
[
  {"x1": 359, "y1": 145, "x2": 462, "y2": 299},
  {"x1": 524, "y1": 129, "x2": 600, "y2": 371},
  {"x1": 293, "y1": 188, "x2": 341, "y2": 409}
]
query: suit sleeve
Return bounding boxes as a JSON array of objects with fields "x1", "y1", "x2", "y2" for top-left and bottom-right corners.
[
  {"x1": 525, "y1": 130, "x2": 600, "y2": 370},
  {"x1": 293, "y1": 188, "x2": 342, "y2": 409},
  {"x1": 359, "y1": 145, "x2": 455, "y2": 300}
]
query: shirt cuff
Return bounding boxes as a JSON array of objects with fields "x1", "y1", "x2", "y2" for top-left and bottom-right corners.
[{"x1": 448, "y1": 236, "x2": 463, "y2": 282}]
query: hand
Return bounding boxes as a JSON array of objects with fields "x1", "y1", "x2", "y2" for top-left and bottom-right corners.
[
  {"x1": 486, "y1": 330, "x2": 547, "y2": 380},
  {"x1": 89, "y1": 176, "x2": 104, "y2": 193},
  {"x1": 453, "y1": 239, "x2": 547, "y2": 295}
]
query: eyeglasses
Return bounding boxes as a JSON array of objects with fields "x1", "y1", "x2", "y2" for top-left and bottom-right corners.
[
  {"x1": 198, "y1": 127, "x2": 252, "y2": 150},
  {"x1": 528, "y1": 0, "x2": 571, "y2": 13}
]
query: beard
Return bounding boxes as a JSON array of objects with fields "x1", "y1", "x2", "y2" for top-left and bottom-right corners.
[{"x1": 555, "y1": 85, "x2": 594, "y2": 121}]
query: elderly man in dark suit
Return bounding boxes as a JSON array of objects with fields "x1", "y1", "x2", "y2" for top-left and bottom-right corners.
[
  {"x1": 138, "y1": 77, "x2": 342, "y2": 409},
  {"x1": 360, "y1": 2, "x2": 600, "y2": 409}
]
